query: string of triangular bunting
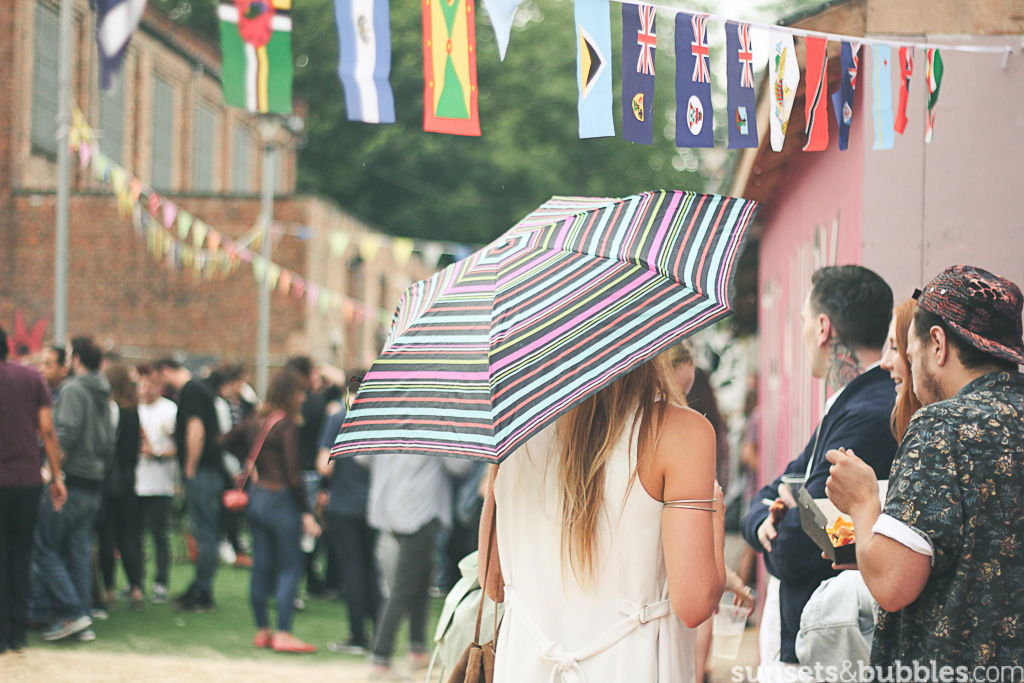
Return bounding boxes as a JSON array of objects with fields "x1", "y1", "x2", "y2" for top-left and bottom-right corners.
[{"x1": 69, "y1": 108, "x2": 414, "y2": 327}]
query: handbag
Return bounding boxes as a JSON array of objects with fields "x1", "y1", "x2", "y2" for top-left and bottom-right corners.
[
  {"x1": 222, "y1": 411, "x2": 286, "y2": 512},
  {"x1": 446, "y1": 497, "x2": 500, "y2": 683}
]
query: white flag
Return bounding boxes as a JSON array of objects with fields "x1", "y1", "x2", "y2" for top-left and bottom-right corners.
[{"x1": 767, "y1": 31, "x2": 799, "y2": 152}]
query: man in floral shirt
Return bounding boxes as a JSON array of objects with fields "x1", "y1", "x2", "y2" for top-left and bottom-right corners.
[{"x1": 826, "y1": 265, "x2": 1024, "y2": 669}]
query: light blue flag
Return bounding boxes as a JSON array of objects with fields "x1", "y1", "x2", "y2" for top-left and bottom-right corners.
[
  {"x1": 575, "y1": 0, "x2": 614, "y2": 138},
  {"x1": 334, "y1": 0, "x2": 395, "y2": 124},
  {"x1": 482, "y1": 0, "x2": 522, "y2": 61},
  {"x1": 871, "y1": 45, "x2": 895, "y2": 150}
]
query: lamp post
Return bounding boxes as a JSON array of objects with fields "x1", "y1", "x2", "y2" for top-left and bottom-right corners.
[
  {"x1": 54, "y1": 0, "x2": 74, "y2": 343},
  {"x1": 254, "y1": 115, "x2": 303, "y2": 399}
]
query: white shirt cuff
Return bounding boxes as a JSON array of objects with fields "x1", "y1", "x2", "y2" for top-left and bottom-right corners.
[{"x1": 872, "y1": 514, "x2": 933, "y2": 558}]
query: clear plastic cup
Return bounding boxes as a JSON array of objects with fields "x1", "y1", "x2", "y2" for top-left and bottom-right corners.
[
  {"x1": 780, "y1": 474, "x2": 807, "y2": 496},
  {"x1": 712, "y1": 592, "x2": 749, "y2": 659}
]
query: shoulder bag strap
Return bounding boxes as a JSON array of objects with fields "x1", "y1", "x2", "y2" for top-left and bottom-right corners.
[
  {"x1": 474, "y1": 481, "x2": 498, "y2": 646},
  {"x1": 237, "y1": 410, "x2": 286, "y2": 489}
]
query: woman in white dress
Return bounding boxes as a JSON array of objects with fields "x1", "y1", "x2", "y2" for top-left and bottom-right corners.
[{"x1": 479, "y1": 354, "x2": 726, "y2": 682}]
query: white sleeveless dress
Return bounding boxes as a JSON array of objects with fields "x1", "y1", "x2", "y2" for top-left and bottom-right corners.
[{"x1": 493, "y1": 424, "x2": 696, "y2": 683}]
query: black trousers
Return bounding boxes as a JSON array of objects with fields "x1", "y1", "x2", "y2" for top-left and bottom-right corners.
[
  {"x1": 327, "y1": 513, "x2": 379, "y2": 645},
  {"x1": 0, "y1": 485, "x2": 41, "y2": 649},
  {"x1": 138, "y1": 496, "x2": 172, "y2": 586},
  {"x1": 97, "y1": 494, "x2": 143, "y2": 591}
]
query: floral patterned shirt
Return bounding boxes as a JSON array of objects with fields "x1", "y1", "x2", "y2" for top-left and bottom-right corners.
[{"x1": 872, "y1": 371, "x2": 1024, "y2": 667}]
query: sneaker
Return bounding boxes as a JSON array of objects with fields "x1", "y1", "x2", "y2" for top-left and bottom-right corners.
[
  {"x1": 327, "y1": 638, "x2": 367, "y2": 655},
  {"x1": 271, "y1": 632, "x2": 316, "y2": 654},
  {"x1": 173, "y1": 585, "x2": 199, "y2": 610},
  {"x1": 179, "y1": 592, "x2": 216, "y2": 613},
  {"x1": 41, "y1": 615, "x2": 92, "y2": 641},
  {"x1": 90, "y1": 608, "x2": 109, "y2": 621},
  {"x1": 219, "y1": 541, "x2": 237, "y2": 565},
  {"x1": 234, "y1": 554, "x2": 253, "y2": 569},
  {"x1": 293, "y1": 597, "x2": 306, "y2": 611},
  {"x1": 152, "y1": 584, "x2": 169, "y2": 605},
  {"x1": 73, "y1": 629, "x2": 97, "y2": 642}
]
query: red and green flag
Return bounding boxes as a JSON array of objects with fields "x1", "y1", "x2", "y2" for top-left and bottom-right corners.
[
  {"x1": 218, "y1": 0, "x2": 294, "y2": 114},
  {"x1": 925, "y1": 49, "x2": 944, "y2": 143}
]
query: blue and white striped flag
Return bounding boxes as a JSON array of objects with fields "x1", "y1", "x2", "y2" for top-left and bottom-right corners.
[
  {"x1": 334, "y1": 0, "x2": 395, "y2": 124},
  {"x1": 94, "y1": 0, "x2": 147, "y2": 90}
]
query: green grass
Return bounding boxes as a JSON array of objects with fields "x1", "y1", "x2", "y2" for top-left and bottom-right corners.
[{"x1": 27, "y1": 533, "x2": 440, "y2": 663}]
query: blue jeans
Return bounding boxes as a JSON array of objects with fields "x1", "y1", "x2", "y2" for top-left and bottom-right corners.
[
  {"x1": 185, "y1": 469, "x2": 223, "y2": 593},
  {"x1": 248, "y1": 486, "x2": 303, "y2": 632},
  {"x1": 29, "y1": 483, "x2": 101, "y2": 623}
]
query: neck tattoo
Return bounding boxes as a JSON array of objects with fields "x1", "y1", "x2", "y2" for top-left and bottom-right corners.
[{"x1": 826, "y1": 340, "x2": 864, "y2": 391}]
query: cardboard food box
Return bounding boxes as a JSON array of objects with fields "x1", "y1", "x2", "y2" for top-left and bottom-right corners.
[{"x1": 796, "y1": 481, "x2": 888, "y2": 565}]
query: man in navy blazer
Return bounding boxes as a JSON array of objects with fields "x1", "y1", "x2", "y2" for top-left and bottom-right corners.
[{"x1": 742, "y1": 265, "x2": 899, "y2": 674}]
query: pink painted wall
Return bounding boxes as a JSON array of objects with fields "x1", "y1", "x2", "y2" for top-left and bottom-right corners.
[{"x1": 757, "y1": 91, "x2": 867, "y2": 487}]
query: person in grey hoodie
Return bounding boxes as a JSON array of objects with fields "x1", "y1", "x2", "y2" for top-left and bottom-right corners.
[{"x1": 30, "y1": 336, "x2": 115, "y2": 642}]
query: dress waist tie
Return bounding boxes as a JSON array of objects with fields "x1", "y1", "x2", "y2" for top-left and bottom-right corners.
[{"x1": 503, "y1": 584, "x2": 672, "y2": 683}]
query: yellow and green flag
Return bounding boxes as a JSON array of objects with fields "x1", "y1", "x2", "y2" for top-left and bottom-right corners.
[{"x1": 219, "y1": 0, "x2": 294, "y2": 114}]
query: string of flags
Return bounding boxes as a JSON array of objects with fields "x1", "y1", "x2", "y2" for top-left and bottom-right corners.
[
  {"x1": 97, "y1": 0, "x2": 1007, "y2": 147},
  {"x1": 67, "y1": 108, "x2": 476, "y2": 327}
]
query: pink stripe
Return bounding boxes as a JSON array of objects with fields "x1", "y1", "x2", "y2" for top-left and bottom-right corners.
[
  {"x1": 490, "y1": 269, "x2": 655, "y2": 373},
  {"x1": 363, "y1": 370, "x2": 490, "y2": 380},
  {"x1": 672, "y1": 194, "x2": 707, "y2": 276},
  {"x1": 647, "y1": 191, "x2": 682, "y2": 266}
]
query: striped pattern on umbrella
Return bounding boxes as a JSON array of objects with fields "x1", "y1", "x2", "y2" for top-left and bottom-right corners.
[{"x1": 332, "y1": 190, "x2": 758, "y2": 463}]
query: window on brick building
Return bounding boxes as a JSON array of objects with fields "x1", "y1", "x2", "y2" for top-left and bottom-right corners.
[
  {"x1": 231, "y1": 125, "x2": 252, "y2": 193},
  {"x1": 151, "y1": 74, "x2": 176, "y2": 190},
  {"x1": 192, "y1": 101, "x2": 218, "y2": 192},
  {"x1": 31, "y1": 2, "x2": 60, "y2": 157},
  {"x1": 99, "y1": 75, "x2": 125, "y2": 165}
]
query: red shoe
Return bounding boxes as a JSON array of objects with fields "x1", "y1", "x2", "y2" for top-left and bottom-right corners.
[
  {"x1": 253, "y1": 629, "x2": 272, "y2": 649},
  {"x1": 234, "y1": 554, "x2": 253, "y2": 568},
  {"x1": 271, "y1": 632, "x2": 316, "y2": 653}
]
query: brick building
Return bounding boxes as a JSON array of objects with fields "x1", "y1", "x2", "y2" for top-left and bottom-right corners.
[{"x1": 0, "y1": 0, "x2": 431, "y2": 372}]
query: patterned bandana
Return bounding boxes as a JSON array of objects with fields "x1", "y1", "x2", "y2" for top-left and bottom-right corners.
[{"x1": 914, "y1": 265, "x2": 1024, "y2": 364}]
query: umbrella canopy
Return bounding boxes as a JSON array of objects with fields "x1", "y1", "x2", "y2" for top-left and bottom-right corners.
[{"x1": 331, "y1": 190, "x2": 758, "y2": 464}]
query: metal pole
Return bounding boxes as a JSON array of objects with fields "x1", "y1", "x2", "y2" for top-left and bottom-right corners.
[
  {"x1": 255, "y1": 121, "x2": 276, "y2": 398},
  {"x1": 54, "y1": 0, "x2": 74, "y2": 343}
]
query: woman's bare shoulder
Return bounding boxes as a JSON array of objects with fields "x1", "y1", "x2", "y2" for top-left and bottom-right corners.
[{"x1": 656, "y1": 404, "x2": 717, "y2": 462}]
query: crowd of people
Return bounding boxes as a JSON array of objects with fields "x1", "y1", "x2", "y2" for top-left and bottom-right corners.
[
  {"x1": 2, "y1": 260, "x2": 1021, "y2": 682},
  {"x1": 0, "y1": 339, "x2": 487, "y2": 670}
]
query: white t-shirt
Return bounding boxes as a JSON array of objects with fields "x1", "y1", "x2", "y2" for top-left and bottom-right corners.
[{"x1": 135, "y1": 397, "x2": 179, "y2": 497}]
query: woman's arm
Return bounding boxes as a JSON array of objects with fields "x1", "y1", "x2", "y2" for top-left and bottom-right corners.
[
  {"x1": 477, "y1": 465, "x2": 504, "y2": 603},
  {"x1": 659, "y1": 406, "x2": 726, "y2": 627}
]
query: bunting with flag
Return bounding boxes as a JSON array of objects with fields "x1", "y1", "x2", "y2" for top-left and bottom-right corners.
[
  {"x1": 925, "y1": 49, "x2": 943, "y2": 143},
  {"x1": 725, "y1": 21, "x2": 758, "y2": 149},
  {"x1": 334, "y1": 0, "x2": 395, "y2": 123},
  {"x1": 422, "y1": 0, "x2": 481, "y2": 136},
  {"x1": 871, "y1": 45, "x2": 895, "y2": 150},
  {"x1": 218, "y1": 0, "x2": 294, "y2": 114},
  {"x1": 575, "y1": 0, "x2": 614, "y2": 138},
  {"x1": 802, "y1": 37, "x2": 829, "y2": 151},
  {"x1": 831, "y1": 41, "x2": 860, "y2": 151},
  {"x1": 95, "y1": 0, "x2": 147, "y2": 90},
  {"x1": 675, "y1": 12, "x2": 713, "y2": 148},
  {"x1": 767, "y1": 30, "x2": 798, "y2": 152},
  {"x1": 621, "y1": 3, "x2": 657, "y2": 145},
  {"x1": 895, "y1": 47, "x2": 913, "y2": 134},
  {"x1": 481, "y1": 0, "x2": 521, "y2": 61}
]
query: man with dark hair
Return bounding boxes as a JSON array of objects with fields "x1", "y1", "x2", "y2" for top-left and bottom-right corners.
[
  {"x1": 173, "y1": 366, "x2": 224, "y2": 612},
  {"x1": 741, "y1": 265, "x2": 899, "y2": 677},
  {"x1": 0, "y1": 326, "x2": 67, "y2": 653},
  {"x1": 30, "y1": 336, "x2": 115, "y2": 642},
  {"x1": 827, "y1": 265, "x2": 1024, "y2": 669},
  {"x1": 41, "y1": 346, "x2": 68, "y2": 400}
]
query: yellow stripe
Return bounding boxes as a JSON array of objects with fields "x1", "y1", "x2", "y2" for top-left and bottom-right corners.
[
  {"x1": 271, "y1": 0, "x2": 291, "y2": 9},
  {"x1": 256, "y1": 46, "x2": 269, "y2": 112}
]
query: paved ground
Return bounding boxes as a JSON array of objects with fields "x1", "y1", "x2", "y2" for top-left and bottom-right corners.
[{"x1": 3, "y1": 626, "x2": 759, "y2": 682}]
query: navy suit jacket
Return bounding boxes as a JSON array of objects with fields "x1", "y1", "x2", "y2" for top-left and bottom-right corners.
[{"x1": 741, "y1": 365, "x2": 898, "y2": 663}]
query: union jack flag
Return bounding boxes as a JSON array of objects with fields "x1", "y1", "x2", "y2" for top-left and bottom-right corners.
[
  {"x1": 690, "y1": 13, "x2": 710, "y2": 83},
  {"x1": 737, "y1": 23, "x2": 754, "y2": 88},
  {"x1": 635, "y1": 4, "x2": 656, "y2": 76},
  {"x1": 849, "y1": 42, "x2": 861, "y2": 90}
]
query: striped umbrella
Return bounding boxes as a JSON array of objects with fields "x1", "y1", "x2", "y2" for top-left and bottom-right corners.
[{"x1": 331, "y1": 190, "x2": 758, "y2": 464}]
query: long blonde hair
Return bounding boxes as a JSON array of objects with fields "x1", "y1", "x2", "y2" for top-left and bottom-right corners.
[{"x1": 556, "y1": 353, "x2": 682, "y2": 581}]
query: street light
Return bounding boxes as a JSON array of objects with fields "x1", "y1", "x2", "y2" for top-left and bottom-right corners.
[{"x1": 254, "y1": 114, "x2": 304, "y2": 399}]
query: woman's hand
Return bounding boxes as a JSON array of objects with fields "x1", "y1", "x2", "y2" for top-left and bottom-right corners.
[
  {"x1": 725, "y1": 569, "x2": 755, "y2": 609},
  {"x1": 302, "y1": 513, "x2": 321, "y2": 538}
]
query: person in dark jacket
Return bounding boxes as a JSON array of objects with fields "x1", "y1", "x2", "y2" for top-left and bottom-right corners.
[
  {"x1": 741, "y1": 266, "x2": 898, "y2": 675},
  {"x1": 30, "y1": 336, "x2": 115, "y2": 642},
  {"x1": 96, "y1": 363, "x2": 144, "y2": 608}
]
